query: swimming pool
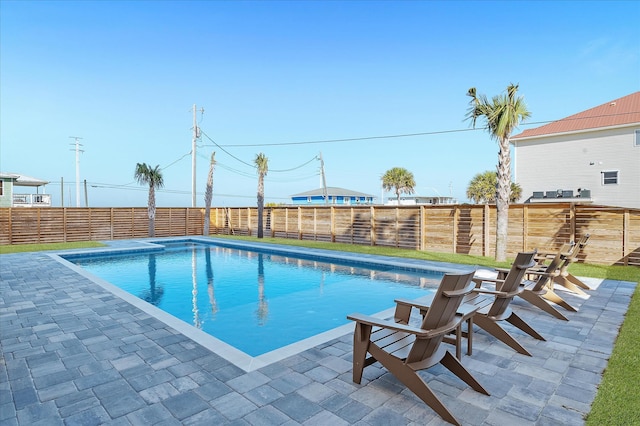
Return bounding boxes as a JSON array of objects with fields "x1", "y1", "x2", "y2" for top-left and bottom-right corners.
[{"x1": 59, "y1": 238, "x2": 469, "y2": 370}]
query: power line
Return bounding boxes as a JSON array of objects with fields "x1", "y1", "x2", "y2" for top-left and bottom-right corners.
[
  {"x1": 199, "y1": 129, "x2": 320, "y2": 172},
  {"x1": 197, "y1": 110, "x2": 640, "y2": 148}
]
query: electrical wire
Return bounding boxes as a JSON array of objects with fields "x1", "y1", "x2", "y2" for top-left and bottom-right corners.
[
  {"x1": 199, "y1": 129, "x2": 321, "y2": 172},
  {"x1": 196, "y1": 110, "x2": 640, "y2": 148}
]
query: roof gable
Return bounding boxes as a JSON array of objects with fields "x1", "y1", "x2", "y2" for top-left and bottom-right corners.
[{"x1": 513, "y1": 91, "x2": 640, "y2": 140}]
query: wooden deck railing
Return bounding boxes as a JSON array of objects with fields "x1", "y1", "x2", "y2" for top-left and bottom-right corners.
[{"x1": 1, "y1": 204, "x2": 638, "y2": 266}]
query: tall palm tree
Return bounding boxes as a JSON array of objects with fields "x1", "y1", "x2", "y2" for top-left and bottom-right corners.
[
  {"x1": 203, "y1": 152, "x2": 216, "y2": 236},
  {"x1": 466, "y1": 84, "x2": 530, "y2": 261},
  {"x1": 254, "y1": 153, "x2": 269, "y2": 238},
  {"x1": 381, "y1": 167, "x2": 416, "y2": 204},
  {"x1": 134, "y1": 163, "x2": 164, "y2": 237}
]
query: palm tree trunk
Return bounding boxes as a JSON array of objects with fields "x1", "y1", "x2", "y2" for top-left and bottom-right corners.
[
  {"x1": 495, "y1": 138, "x2": 512, "y2": 261},
  {"x1": 257, "y1": 176, "x2": 264, "y2": 238},
  {"x1": 148, "y1": 185, "x2": 156, "y2": 237}
]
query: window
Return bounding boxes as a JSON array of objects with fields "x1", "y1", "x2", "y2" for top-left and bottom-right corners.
[
  {"x1": 635, "y1": 129, "x2": 640, "y2": 147},
  {"x1": 602, "y1": 170, "x2": 619, "y2": 185},
  {"x1": 0, "y1": 181, "x2": 3, "y2": 196}
]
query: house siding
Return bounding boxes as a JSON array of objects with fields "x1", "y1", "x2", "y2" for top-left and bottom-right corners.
[
  {"x1": 514, "y1": 126, "x2": 640, "y2": 208},
  {"x1": 0, "y1": 179, "x2": 13, "y2": 208}
]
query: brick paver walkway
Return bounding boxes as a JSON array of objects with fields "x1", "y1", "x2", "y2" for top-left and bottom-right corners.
[{"x1": 0, "y1": 243, "x2": 635, "y2": 425}]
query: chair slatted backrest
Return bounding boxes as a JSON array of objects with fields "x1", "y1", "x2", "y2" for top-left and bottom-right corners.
[
  {"x1": 487, "y1": 251, "x2": 537, "y2": 317},
  {"x1": 406, "y1": 271, "x2": 475, "y2": 364},
  {"x1": 527, "y1": 251, "x2": 564, "y2": 292},
  {"x1": 566, "y1": 234, "x2": 590, "y2": 264}
]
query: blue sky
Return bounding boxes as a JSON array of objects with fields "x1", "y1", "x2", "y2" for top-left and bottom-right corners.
[{"x1": 1, "y1": 0, "x2": 638, "y2": 207}]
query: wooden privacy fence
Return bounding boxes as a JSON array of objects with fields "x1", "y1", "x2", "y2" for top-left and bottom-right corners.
[{"x1": 1, "y1": 204, "x2": 638, "y2": 266}]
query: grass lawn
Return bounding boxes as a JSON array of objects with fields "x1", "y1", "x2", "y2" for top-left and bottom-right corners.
[
  {"x1": 0, "y1": 241, "x2": 106, "y2": 254},
  {"x1": 1, "y1": 236, "x2": 638, "y2": 423}
]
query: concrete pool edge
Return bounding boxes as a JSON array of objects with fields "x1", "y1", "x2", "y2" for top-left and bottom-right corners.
[{"x1": 49, "y1": 237, "x2": 476, "y2": 372}]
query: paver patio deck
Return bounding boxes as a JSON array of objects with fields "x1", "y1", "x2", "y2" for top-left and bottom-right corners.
[{"x1": 0, "y1": 241, "x2": 636, "y2": 425}]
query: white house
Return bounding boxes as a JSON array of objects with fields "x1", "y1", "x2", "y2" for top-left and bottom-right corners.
[
  {"x1": 511, "y1": 92, "x2": 640, "y2": 209},
  {"x1": 0, "y1": 173, "x2": 51, "y2": 207}
]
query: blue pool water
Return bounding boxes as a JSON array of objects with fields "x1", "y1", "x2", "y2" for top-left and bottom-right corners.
[{"x1": 66, "y1": 241, "x2": 443, "y2": 356}]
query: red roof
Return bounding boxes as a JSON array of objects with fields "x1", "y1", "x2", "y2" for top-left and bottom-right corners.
[{"x1": 512, "y1": 91, "x2": 640, "y2": 139}]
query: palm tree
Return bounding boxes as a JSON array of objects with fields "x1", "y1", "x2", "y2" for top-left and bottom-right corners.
[
  {"x1": 466, "y1": 84, "x2": 530, "y2": 261},
  {"x1": 381, "y1": 167, "x2": 416, "y2": 204},
  {"x1": 254, "y1": 153, "x2": 269, "y2": 238},
  {"x1": 203, "y1": 152, "x2": 216, "y2": 236},
  {"x1": 134, "y1": 163, "x2": 164, "y2": 237},
  {"x1": 467, "y1": 171, "x2": 522, "y2": 204}
]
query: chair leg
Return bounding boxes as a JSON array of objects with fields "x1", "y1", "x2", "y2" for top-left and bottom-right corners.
[
  {"x1": 567, "y1": 273, "x2": 591, "y2": 290},
  {"x1": 352, "y1": 322, "x2": 371, "y2": 384},
  {"x1": 553, "y1": 276, "x2": 587, "y2": 296},
  {"x1": 542, "y1": 289, "x2": 578, "y2": 312},
  {"x1": 367, "y1": 344, "x2": 462, "y2": 425},
  {"x1": 473, "y1": 315, "x2": 532, "y2": 356},
  {"x1": 506, "y1": 312, "x2": 546, "y2": 341},
  {"x1": 519, "y1": 290, "x2": 569, "y2": 320},
  {"x1": 440, "y1": 351, "x2": 489, "y2": 395}
]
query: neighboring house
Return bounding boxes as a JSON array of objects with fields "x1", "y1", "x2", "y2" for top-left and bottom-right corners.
[
  {"x1": 0, "y1": 173, "x2": 51, "y2": 207},
  {"x1": 511, "y1": 92, "x2": 640, "y2": 209},
  {"x1": 291, "y1": 187, "x2": 375, "y2": 205},
  {"x1": 386, "y1": 195, "x2": 457, "y2": 206}
]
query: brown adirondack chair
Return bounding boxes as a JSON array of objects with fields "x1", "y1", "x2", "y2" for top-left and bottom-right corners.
[
  {"x1": 519, "y1": 251, "x2": 577, "y2": 320},
  {"x1": 467, "y1": 251, "x2": 542, "y2": 356},
  {"x1": 491, "y1": 246, "x2": 578, "y2": 319},
  {"x1": 533, "y1": 234, "x2": 591, "y2": 295},
  {"x1": 347, "y1": 271, "x2": 488, "y2": 426}
]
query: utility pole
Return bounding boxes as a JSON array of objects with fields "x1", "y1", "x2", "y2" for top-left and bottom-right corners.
[
  {"x1": 191, "y1": 104, "x2": 204, "y2": 207},
  {"x1": 69, "y1": 137, "x2": 83, "y2": 207},
  {"x1": 318, "y1": 152, "x2": 328, "y2": 205}
]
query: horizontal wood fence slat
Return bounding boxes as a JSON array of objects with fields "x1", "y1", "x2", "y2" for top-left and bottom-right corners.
[{"x1": 1, "y1": 204, "x2": 638, "y2": 266}]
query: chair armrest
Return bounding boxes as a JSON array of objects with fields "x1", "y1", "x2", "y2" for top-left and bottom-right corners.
[
  {"x1": 346, "y1": 313, "x2": 429, "y2": 336},
  {"x1": 472, "y1": 277, "x2": 504, "y2": 289},
  {"x1": 394, "y1": 297, "x2": 434, "y2": 312},
  {"x1": 472, "y1": 288, "x2": 509, "y2": 297}
]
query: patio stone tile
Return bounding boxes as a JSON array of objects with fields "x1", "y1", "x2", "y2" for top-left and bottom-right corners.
[
  {"x1": 211, "y1": 392, "x2": 259, "y2": 421},
  {"x1": 162, "y1": 390, "x2": 210, "y2": 420},
  {"x1": 241, "y1": 405, "x2": 291, "y2": 426},
  {"x1": 271, "y1": 392, "x2": 322, "y2": 423}
]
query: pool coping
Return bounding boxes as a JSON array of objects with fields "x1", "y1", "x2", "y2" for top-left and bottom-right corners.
[{"x1": 50, "y1": 237, "x2": 474, "y2": 372}]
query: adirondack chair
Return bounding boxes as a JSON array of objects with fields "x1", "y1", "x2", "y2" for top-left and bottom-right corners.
[
  {"x1": 467, "y1": 251, "x2": 542, "y2": 356},
  {"x1": 553, "y1": 234, "x2": 591, "y2": 293},
  {"x1": 518, "y1": 252, "x2": 580, "y2": 320},
  {"x1": 491, "y1": 246, "x2": 578, "y2": 319},
  {"x1": 532, "y1": 234, "x2": 591, "y2": 295},
  {"x1": 347, "y1": 271, "x2": 488, "y2": 426}
]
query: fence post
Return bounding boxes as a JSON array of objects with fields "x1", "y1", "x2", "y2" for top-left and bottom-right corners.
[
  {"x1": 483, "y1": 204, "x2": 490, "y2": 257},
  {"x1": 330, "y1": 206, "x2": 335, "y2": 242},
  {"x1": 8, "y1": 208, "x2": 13, "y2": 244},
  {"x1": 37, "y1": 208, "x2": 41, "y2": 243},
  {"x1": 453, "y1": 206, "x2": 459, "y2": 254},
  {"x1": 350, "y1": 207, "x2": 355, "y2": 244},
  {"x1": 420, "y1": 205, "x2": 425, "y2": 251},
  {"x1": 313, "y1": 208, "x2": 317, "y2": 241},
  {"x1": 570, "y1": 203, "x2": 576, "y2": 243},
  {"x1": 523, "y1": 205, "x2": 528, "y2": 251},
  {"x1": 370, "y1": 206, "x2": 376, "y2": 246},
  {"x1": 297, "y1": 207, "x2": 302, "y2": 240},
  {"x1": 623, "y1": 209, "x2": 630, "y2": 265}
]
